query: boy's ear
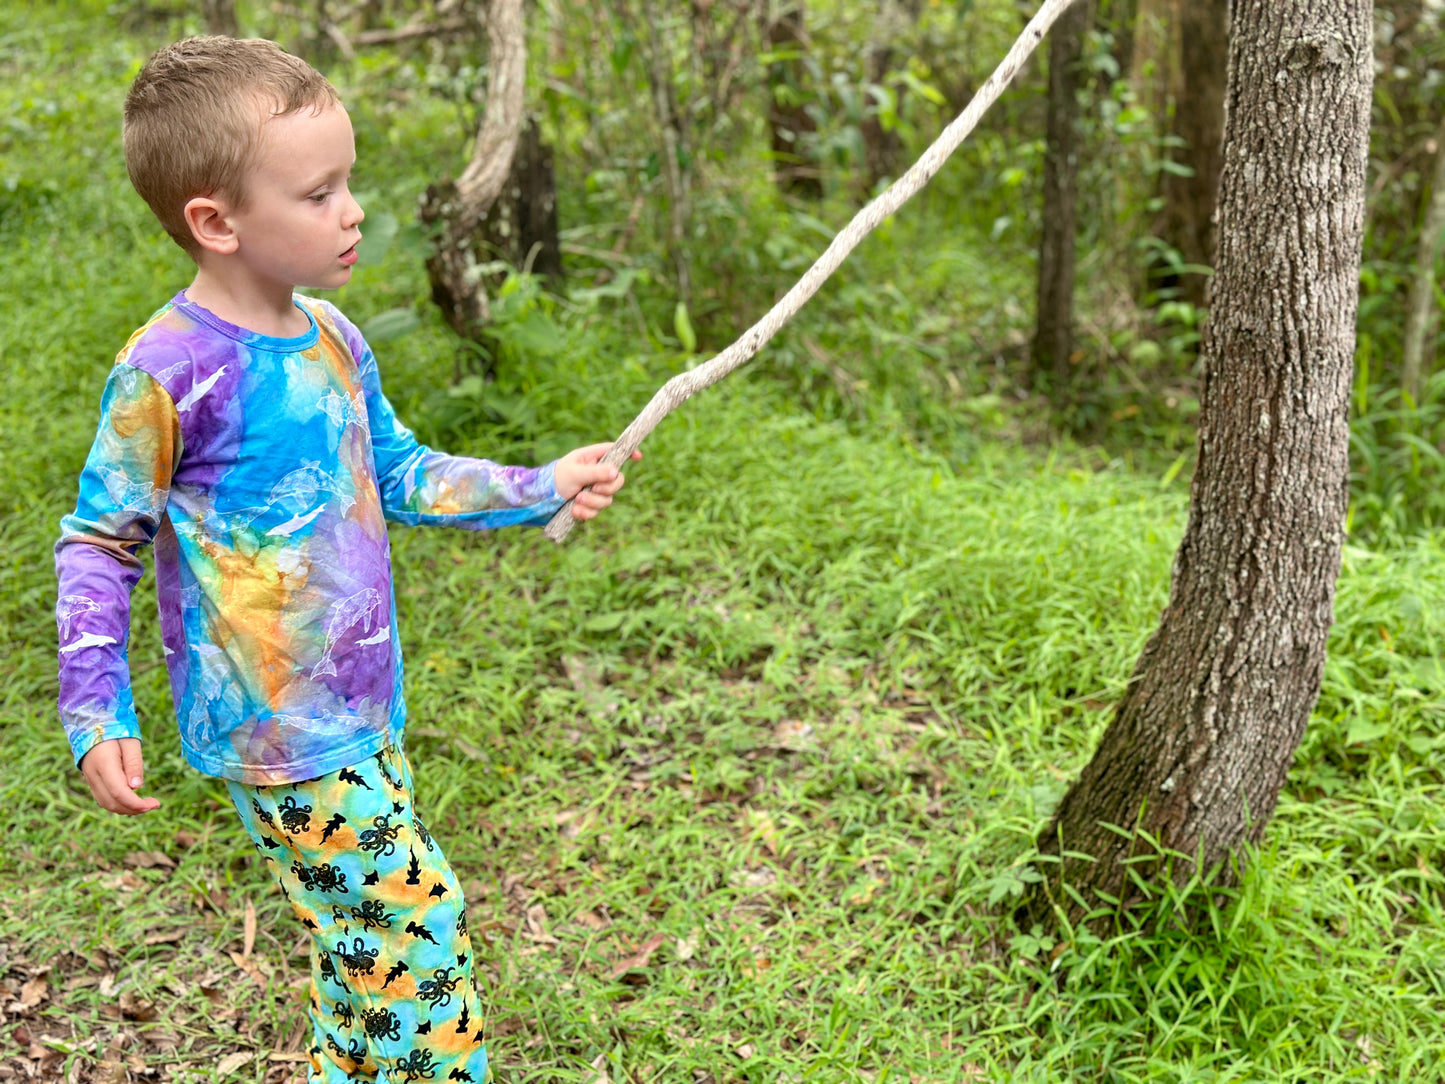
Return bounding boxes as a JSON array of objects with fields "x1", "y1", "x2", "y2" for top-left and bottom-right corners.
[{"x1": 183, "y1": 195, "x2": 239, "y2": 255}]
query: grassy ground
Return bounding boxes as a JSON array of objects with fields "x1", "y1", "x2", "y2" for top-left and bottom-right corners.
[{"x1": 7, "y1": 6, "x2": 1445, "y2": 1084}]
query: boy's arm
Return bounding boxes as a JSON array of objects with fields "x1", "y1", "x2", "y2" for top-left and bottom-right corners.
[
  {"x1": 355, "y1": 340, "x2": 566, "y2": 529},
  {"x1": 55, "y1": 363, "x2": 180, "y2": 786}
]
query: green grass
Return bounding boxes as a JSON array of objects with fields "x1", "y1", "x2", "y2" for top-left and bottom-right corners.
[{"x1": 6, "y1": 5, "x2": 1445, "y2": 1083}]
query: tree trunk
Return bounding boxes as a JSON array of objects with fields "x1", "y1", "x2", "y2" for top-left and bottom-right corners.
[
  {"x1": 480, "y1": 116, "x2": 563, "y2": 284},
  {"x1": 640, "y1": 0, "x2": 693, "y2": 307},
  {"x1": 418, "y1": 0, "x2": 526, "y2": 379},
  {"x1": 766, "y1": 1, "x2": 822, "y2": 198},
  {"x1": 1401, "y1": 114, "x2": 1445, "y2": 404},
  {"x1": 1021, "y1": 0, "x2": 1372, "y2": 931},
  {"x1": 1097, "y1": 0, "x2": 1139, "y2": 93},
  {"x1": 1031, "y1": 0, "x2": 1092, "y2": 393},
  {"x1": 1155, "y1": 0, "x2": 1228, "y2": 310},
  {"x1": 204, "y1": 0, "x2": 239, "y2": 37}
]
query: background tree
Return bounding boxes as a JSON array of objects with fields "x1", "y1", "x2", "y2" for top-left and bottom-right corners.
[
  {"x1": 1153, "y1": 0, "x2": 1227, "y2": 311},
  {"x1": 1400, "y1": 112, "x2": 1445, "y2": 404},
  {"x1": 418, "y1": 0, "x2": 527, "y2": 379},
  {"x1": 1021, "y1": 0, "x2": 1373, "y2": 930},
  {"x1": 1030, "y1": 0, "x2": 1093, "y2": 394},
  {"x1": 765, "y1": 1, "x2": 822, "y2": 198},
  {"x1": 203, "y1": 0, "x2": 239, "y2": 37}
]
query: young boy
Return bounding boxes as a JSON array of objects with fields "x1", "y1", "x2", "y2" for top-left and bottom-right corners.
[{"x1": 56, "y1": 36, "x2": 632, "y2": 1082}]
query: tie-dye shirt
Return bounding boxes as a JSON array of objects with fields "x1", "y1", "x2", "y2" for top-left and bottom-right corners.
[{"x1": 55, "y1": 293, "x2": 562, "y2": 784}]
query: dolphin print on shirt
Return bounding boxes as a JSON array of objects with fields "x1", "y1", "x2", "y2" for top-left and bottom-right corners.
[
  {"x1": 270, "y1": 461, "x2": 355, "y2": 517},
  {"x1": 310, "y1": 589, "x2": 385, "y2": 679},
  {"x1": 95, "y1": 462, "x2": 158, "y2": 514},
  {"x1": 354, "y1": 625, "x2": 390, "y2": 647},
  {"x1": 60, "y1": 630, "x2": 119, "y2": 654},
  {"x1": 175, "y1": 365, "x2": 229, "y2": 413},
  {"x1": 266, "y1": 505, "x2": 326, "y2": 538},
  {"x1": 318, "y1": 389, "x2": 368, "y2": 433}
]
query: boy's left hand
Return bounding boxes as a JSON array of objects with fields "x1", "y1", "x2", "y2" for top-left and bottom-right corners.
[{"x1": 555, "y1": 443, "x2": 641, "y2": 521}]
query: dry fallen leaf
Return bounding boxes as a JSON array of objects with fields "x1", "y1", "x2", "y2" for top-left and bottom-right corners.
[
  {"x1": 228, "y1": 950, "x2": 267, "y2": 987},
  {"x1": 574, "y1": 909, "x2": 610, "y2": 931},
  {"x1": 674, "y1": 933, "x2": 699, "y2": 962},
  {"x1": 95, "y1": 1047, "x2": 127, "y2": 1084},
  {"x1": 772, "y1": 719, "x2": 816, "y2": 750},
  {"x1": 736, "y1": 1042, "x2": 756, "y2": 1060},
  {"x1": 584, "y1": 1052, "x2": 611, "y2": 1084},
  {"x1": 243, "y1": 899, "x2": 257, "y2": 958},
  {"x1": 522, "y1": 904, "x2": 559, "y2": 945},
  {"x1": 119, "y1": 989, "x2": 158, "y2": 1022},
  {"x1": 606, "y1": 931, "x2": 666, "y2": 980},
  {"x1": 123, "y1": 850, "x2": 176, "y2": 870},
  {"x1": 18, "y1": 976, "x2": 47, "y2": 1010},
  {"x1": 216, "y1": 1051, "x2": 253, "y2": 1074}
]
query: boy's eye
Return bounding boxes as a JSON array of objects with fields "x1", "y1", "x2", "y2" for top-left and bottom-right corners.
[{"x1": 309, "y1": 191, "x2": 329, "y2": 203}]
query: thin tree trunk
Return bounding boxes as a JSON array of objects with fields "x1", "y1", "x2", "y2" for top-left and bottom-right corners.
[
  {"x1": 636, "y1": 0, "x2": 693, "y2": 307},
  {"x1": 480, "y1": 116, "x2": 563, "y2": 284},
  {"x1": 1098, "y1": 0, "x2": 1139, "y2": 91},
  {"x1": 1402, "y1": 114, "x2": 1445, "y2": 404},
  {"x1": 418, "y1": 0, "x2": 526, "y2": 378},
  {"x1": 766, "y1": 1, "x2": 822, "y2": 198},
  {"x1": 1031, "y1": 0, "x2": 1092, "y2": 392},
  {"x1": 1020, "y1": 0, "x2": 1372, "y2": 932},
  {"x1": 204, "y1": 0, "x2": 239, "y2": 36},
  {"x1": 857, "y1": 0, "x2": 910, "y2": 194},
  {"x1": 1156, "y1": 0, "x2": 1228, "y2": 310}
]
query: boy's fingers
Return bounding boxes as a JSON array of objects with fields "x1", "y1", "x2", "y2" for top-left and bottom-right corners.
[
  {"x1": 81, "y1": 740, "x2": 159, "y2": 815},
  {"x1": 574, "y1": 490, "x2": 614, "y2": 512},
  {"x1": 93, "y1": 762, "x2": 152, "y2": 814},
  {"x1": 571, "y1": 442, "x2": 613, "y2": 462},
  {"x1": 589, "y1": 471, "x2": 626, "y2": 496},
  {"x1": 119, "y1": 737, "x2": 145, "y2": 789}
]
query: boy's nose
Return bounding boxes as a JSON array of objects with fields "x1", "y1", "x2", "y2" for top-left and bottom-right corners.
[{"x1": 344, "y1": 192, "x2": 364, "y2": 228}]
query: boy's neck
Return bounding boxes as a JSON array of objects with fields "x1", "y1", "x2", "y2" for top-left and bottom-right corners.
[{"x1": 185, "y1": 266, "x2": 311, "y2": 339}]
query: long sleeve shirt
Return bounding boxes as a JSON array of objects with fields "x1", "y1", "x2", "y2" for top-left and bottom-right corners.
[{"x1": 55, "y1": 292, "x2": 562, "y2": 784}]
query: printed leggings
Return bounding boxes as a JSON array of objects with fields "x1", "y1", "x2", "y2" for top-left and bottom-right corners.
[{"x1": 227, "y1": 744, "x2": 488, "y2": 1083}]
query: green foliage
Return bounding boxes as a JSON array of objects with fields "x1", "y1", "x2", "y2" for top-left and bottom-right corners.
[
  {"x1": 1348, "y1": 324, "x2": 1445, "y2": 541},
  {"x1": 6, "y1": 4, "x2": 1445, "y2": 1082}
]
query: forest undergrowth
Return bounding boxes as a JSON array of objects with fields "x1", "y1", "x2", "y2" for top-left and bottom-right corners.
[{"x1": 5, "y1": 6, "x2": 1445, "y2": 1083}]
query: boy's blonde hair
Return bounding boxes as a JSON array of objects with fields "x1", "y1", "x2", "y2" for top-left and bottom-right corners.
[{"x1": 123, "y1": 37, "x2": 341, "y2": 255}]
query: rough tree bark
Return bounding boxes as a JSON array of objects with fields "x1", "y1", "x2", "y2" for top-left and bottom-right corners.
[
  {"x1": 418, "y1": 0, "x2": 526, "y2": 378},
  {"x1": 1155, "y1": 0, "x2": 1228, "y2": 311},
  {"x1": 1401, "y1": 114, "x2": 1445, "y2": 404},
  {"x1": 1030, "y1": 0, "x2": 1092, "y2": 392},
  {"x1": 1019, "y1": 0, "x2": 1373, "y2": 932}
]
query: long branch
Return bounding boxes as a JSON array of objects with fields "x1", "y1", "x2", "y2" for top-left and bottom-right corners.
[{"x1": 545, "y1": 0, "x2": 1082, "y2": 542}]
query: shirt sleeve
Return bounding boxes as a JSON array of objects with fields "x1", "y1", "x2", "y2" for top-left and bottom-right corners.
[
  {"x1": 352, "y1": 333, "x2": 564, "y2": 530},
  {"x1": 54, "y1": 363, "x2": 181, "y2": 768}
]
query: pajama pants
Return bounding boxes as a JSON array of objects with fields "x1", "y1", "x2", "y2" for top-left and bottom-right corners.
[{"x1": 227, "y1": 744, "x2": 488, "y2": 1083}]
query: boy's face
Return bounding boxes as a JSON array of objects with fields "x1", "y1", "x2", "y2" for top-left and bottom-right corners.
[{"x1": 224, "y1": 101, "x2": 364, "y2": 296}]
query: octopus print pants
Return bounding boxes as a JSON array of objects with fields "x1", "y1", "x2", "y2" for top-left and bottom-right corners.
[{"x1": 227, "y1": 744, "x2": 488, "y2": 1083}]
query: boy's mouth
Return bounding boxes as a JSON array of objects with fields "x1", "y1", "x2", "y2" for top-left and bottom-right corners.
[{"x1": 339, "y1": 243, "x2": 360, "y2": 267}]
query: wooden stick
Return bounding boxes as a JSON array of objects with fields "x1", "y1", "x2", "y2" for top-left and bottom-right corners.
[{"x1": 545, "y1": 0, "x2": 1081, "y2": 543}]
